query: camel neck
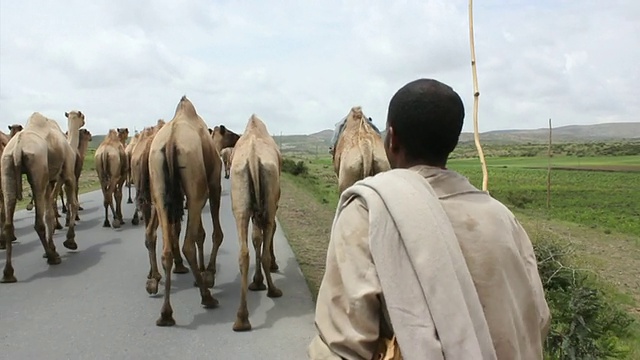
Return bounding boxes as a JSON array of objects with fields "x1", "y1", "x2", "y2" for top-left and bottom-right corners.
[{"x1": 68, "y1": 123, "x2": 81, "y2": 151}]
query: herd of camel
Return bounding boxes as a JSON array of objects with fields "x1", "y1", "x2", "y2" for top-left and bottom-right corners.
[{"x1": 0, "y1": 95, "x2": 390, "y2": 331}]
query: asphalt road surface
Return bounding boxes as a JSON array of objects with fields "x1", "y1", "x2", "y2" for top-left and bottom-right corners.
[{"x1": 0, "y1": 177, "x2": 317, "y2": 359}]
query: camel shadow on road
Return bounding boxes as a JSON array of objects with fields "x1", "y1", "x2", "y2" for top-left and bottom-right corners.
[{"x1": 19, "y1": 237, "x2": 122, "y2": 283}]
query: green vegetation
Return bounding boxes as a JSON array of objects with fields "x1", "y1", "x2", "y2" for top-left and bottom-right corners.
[{"x1": 277, "y1": 147, "x2": 640, "y2": 358}]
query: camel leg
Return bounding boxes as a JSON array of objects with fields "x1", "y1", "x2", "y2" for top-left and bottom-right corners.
[
  {"x1": 44, "y1": 183, "x2": 62, "y2": 259},
  {"x1": 113, "y1": 183, "x2": 124, "y2": 228},
  {"x1": 262, "y1": 220, "x2": 282, "y2": 298},
  {"x1": 182, "y1": 199, "x2": 218, "y2": 309},
  {"x1": 101, "y1": 181, "x2": 116, "y2": 228},
  {"x1": 270, "y1": 221, "x2": 279, "y2": 272},
  {"x1": 60, "y1": 188, "x2": 67, "y2": 214},
  {"x1": 192, "y1": 222, "x2": 207, "y2": 287},
  {"x1": 126, "y1": 175, "x2": 133, "y2": 204},
  {"x1": 144, "y1": 205, "x2": 162, "y2": 295},
  {"x1": 62, "y1": 178, "x2": 79, "y2": 251},
  {"x1": 248, "y1": 221, "x2": 266, "y2": 291},
  {"x1": 171, "y1": 221, "x2": 188, "y2": 274},
  {"x1": 233, "y1": 212, "x2": 252, "y2": 332},
  {"x1": 204, "y1": 180, "x2": 224, "y2": 288},
  {"x1": 52, "y1": 182, "x2": 63, "y2": 229},
  {"x1": 156, "y1": 206, "x2": 176, "y2": 326},
  {"x1": 1, "y1": 165, "x2": 24, "y2": 282}
]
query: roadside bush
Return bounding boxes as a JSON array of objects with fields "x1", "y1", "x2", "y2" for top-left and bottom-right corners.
[
  {"x1": 282, "y1": 158, "x2": 309, "y2": 176},
  {"x1": 534, "y1": 236, "x2": 635, "y2": 359}
]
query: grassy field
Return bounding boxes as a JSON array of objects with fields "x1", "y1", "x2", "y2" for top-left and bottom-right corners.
[{"x1": 275, "y1": 151, "x2": 640, "y2": 357}]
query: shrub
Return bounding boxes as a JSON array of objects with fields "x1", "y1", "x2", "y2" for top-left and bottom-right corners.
[
  {"x1": 534, "y1": 237, "x2": 635, "y2": 359},
  {"x1": 282, "y1": 158, "x2": 309, "y2": 176}
]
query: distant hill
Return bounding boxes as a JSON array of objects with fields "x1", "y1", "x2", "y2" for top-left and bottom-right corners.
[{"x1": 88, "y1": 122, "x2": 640, "y2": 152}]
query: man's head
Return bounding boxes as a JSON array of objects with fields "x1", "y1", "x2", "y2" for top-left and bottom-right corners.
[{"x1": 384, "y1": 78, "x2": 465, "y2": 169}]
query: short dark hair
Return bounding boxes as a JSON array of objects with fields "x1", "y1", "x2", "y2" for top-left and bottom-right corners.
[{"x1": 387, "y1": 78, "x2": 465, "y2": 165}]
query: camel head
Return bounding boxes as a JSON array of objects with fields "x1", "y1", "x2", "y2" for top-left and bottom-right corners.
[
  {"x1": 117, "y1": 127, "x2": 129, "y2": 144},
  {"x1": 8, "y1": 124, "x2": 23, "y2": 137},
  {"x1": 79, "y1": 128, "x2": 93, "y2": 143},
  {"x1": 212, "y1": 125, "x2": 241, "y2": 152},
  {"x1": 65, "y1": 110, "x2": 86, "y2": 129}
]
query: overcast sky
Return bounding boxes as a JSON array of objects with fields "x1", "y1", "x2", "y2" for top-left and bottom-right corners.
[{"x1": 1, "y1": 0, "x2": 638, "y2": 136}]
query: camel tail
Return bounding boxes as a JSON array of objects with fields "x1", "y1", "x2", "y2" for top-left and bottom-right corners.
[
  {"x1": 137, "y1": 151, "x2": 152, "y2": 220},
  {"x1": 247, "y1": 145, "x2": 267, "y2": 229},
  {"x1": 161, "y1": 141, "x2": 184, "y2": 224},
  {"x1": 99, "y1": 152, "x2": 111, "y2": 191}
]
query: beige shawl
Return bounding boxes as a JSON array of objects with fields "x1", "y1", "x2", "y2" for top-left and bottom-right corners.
[{"x1": 338, "y1": 169, "x2": 497, "y2": 360}]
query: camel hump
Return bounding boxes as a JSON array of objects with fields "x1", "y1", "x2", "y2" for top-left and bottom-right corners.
[
  {"x1": 174, "y1": 95, "x2": 198, "y2": 118},
  {"x1": 350, "y1": 106, "x2": 364, "y2": 119}
]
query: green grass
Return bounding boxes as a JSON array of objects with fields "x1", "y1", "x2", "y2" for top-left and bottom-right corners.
[
  {"x1": 447, "y1": 159, "x2": 640, "y2": 238},
  {"x1": 450, "y1": 155, "x2": 640, "y2": 169}
]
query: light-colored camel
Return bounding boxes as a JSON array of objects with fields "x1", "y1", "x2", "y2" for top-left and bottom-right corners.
[
  {"x1": 125, "y1": 131, "x2": 141, "y2": 204},
  {"x1": 332, "y1": 106, "x2": 390, "y2": 194},
  {"x1": 229, "y1": 114, "x2": 283, "y2": 332},
  {"x1": 94, "y1": 129, "x2": 128, "y2": 228},
  {"x1": 131, "y1": 119, "x2": 194, "y2": 289},
  {"x1": 0, "y1": 112, "x2": 80, "y2": 283},
  {"x1": 148, "y1": 95, "x2": 227, "y2": 327},
  {"x1": 59, "y1": 128, "x2": 92, "y2": 215},
  {"x1": 220, "y1": 147, "x2": 233, "y2": 179},
  {"x1": 0, "y1": 131, "x2": 13, "y2": 249},
  {"x1": 6, "y1": 125, "x2": 25, "y2": 201}
]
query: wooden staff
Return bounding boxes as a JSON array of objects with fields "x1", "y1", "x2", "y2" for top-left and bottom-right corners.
[{"x1": 468, "y1": 0, "x2": 488, "y2": 191}]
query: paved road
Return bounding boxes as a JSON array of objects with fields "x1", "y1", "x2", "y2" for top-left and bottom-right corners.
[{"x1": 0, "y1": 177, "x2": 317, "y2": 359}]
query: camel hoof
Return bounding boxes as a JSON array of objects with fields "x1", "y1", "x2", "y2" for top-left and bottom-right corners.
[
  {"x1": 224, "y1": 175, "x2": 230, "y2": 179},
  {"x1": 0, "y1": 243, "x2": 5, "y2": 250},
  {"x1": 156, "y1": 314, "x2": 176, "y2": 327},
  {"x1": 173, "y1": 264, "x2": 189, "y2": 274},
  {"x1": 131, "y1": 218, "x2": 139, "y2": 226},
  {"x1": 146, "y1": 278, "x2": 159, "y2": 295},
  {"x1": 55, "y1": 223, "x2": 63, "y2": 230},
  {"x1": 232, "y1": 318, "x2": 252, "y2": 332},
  {"x1": 267, "y1": 288, "x2": 283, "y2": 298},
  {"x1": 270, "y1": 263, "x2": 279, "y2": 272},
  {"x1": 127, "y1": 198, "x2": 133, "y2": 204},
  {"x1": 201, "y1": 292, "x2": 219, "y2": 308},
  {"x1": 75, "y1": 215, "x2": 80, "y2": 221},
  {"x1": 63, "y1": 239, "x2": 78, "y2": 250},
  {"x1": 78, "y1": 205, "x2": 84, "y2": 211},
  {"x1": 112, "y1": 220, "x2": 122, "y2": 229},
  {"x1": 47, "y1": 256, "x2": 62, "y2": 265},
  {"x1": 103, "y1": 220, "x2": 111, "y2": 228},
  {"x1": 248, "y1": 281, "x2": 267, "y2": 291},
  {"x1": 26, "y1": 204, "x2": 33, "y2": 211},
  {"x1": 1, "y1": 273, "x2": 17, "y2": 283}
]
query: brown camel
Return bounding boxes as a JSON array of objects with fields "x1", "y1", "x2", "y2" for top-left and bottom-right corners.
[
  {"x1": 1, "y1": 112, "x2": 80, "y2": 283},
  {"x1": 220, "y1": 147, "x2": 233, "y2": 179},
  {"x1": 148, "y1": 95, "x2": 226, "y2": 327},
  {"x1": 125, "y1": 131, "x2": 141, "y2": 204},
  {"x1": 229, "y1": 114, "x2": 283, "y2": 332},
  {"x1": 130, "y1": 121, "x2": 166, "y2": 226},
  {"x1": 333, "y1": 106, "x2": 390, "y2": 193},
  {"x1": 94, "y1": 129, "x2": 128, "y2": 228}
]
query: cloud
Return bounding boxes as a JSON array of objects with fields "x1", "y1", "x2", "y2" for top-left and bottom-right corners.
[{"x1": 1, "y1": 0, "x2": 638, "y2": 136}]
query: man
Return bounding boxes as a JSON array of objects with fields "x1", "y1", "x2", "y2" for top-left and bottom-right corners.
[
  {"x1": 329, "y1": 115, "x2": 381, "y2": 156},
  {"x1": 308, "y1": 79, "x2": 550, "y2": 359}
]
